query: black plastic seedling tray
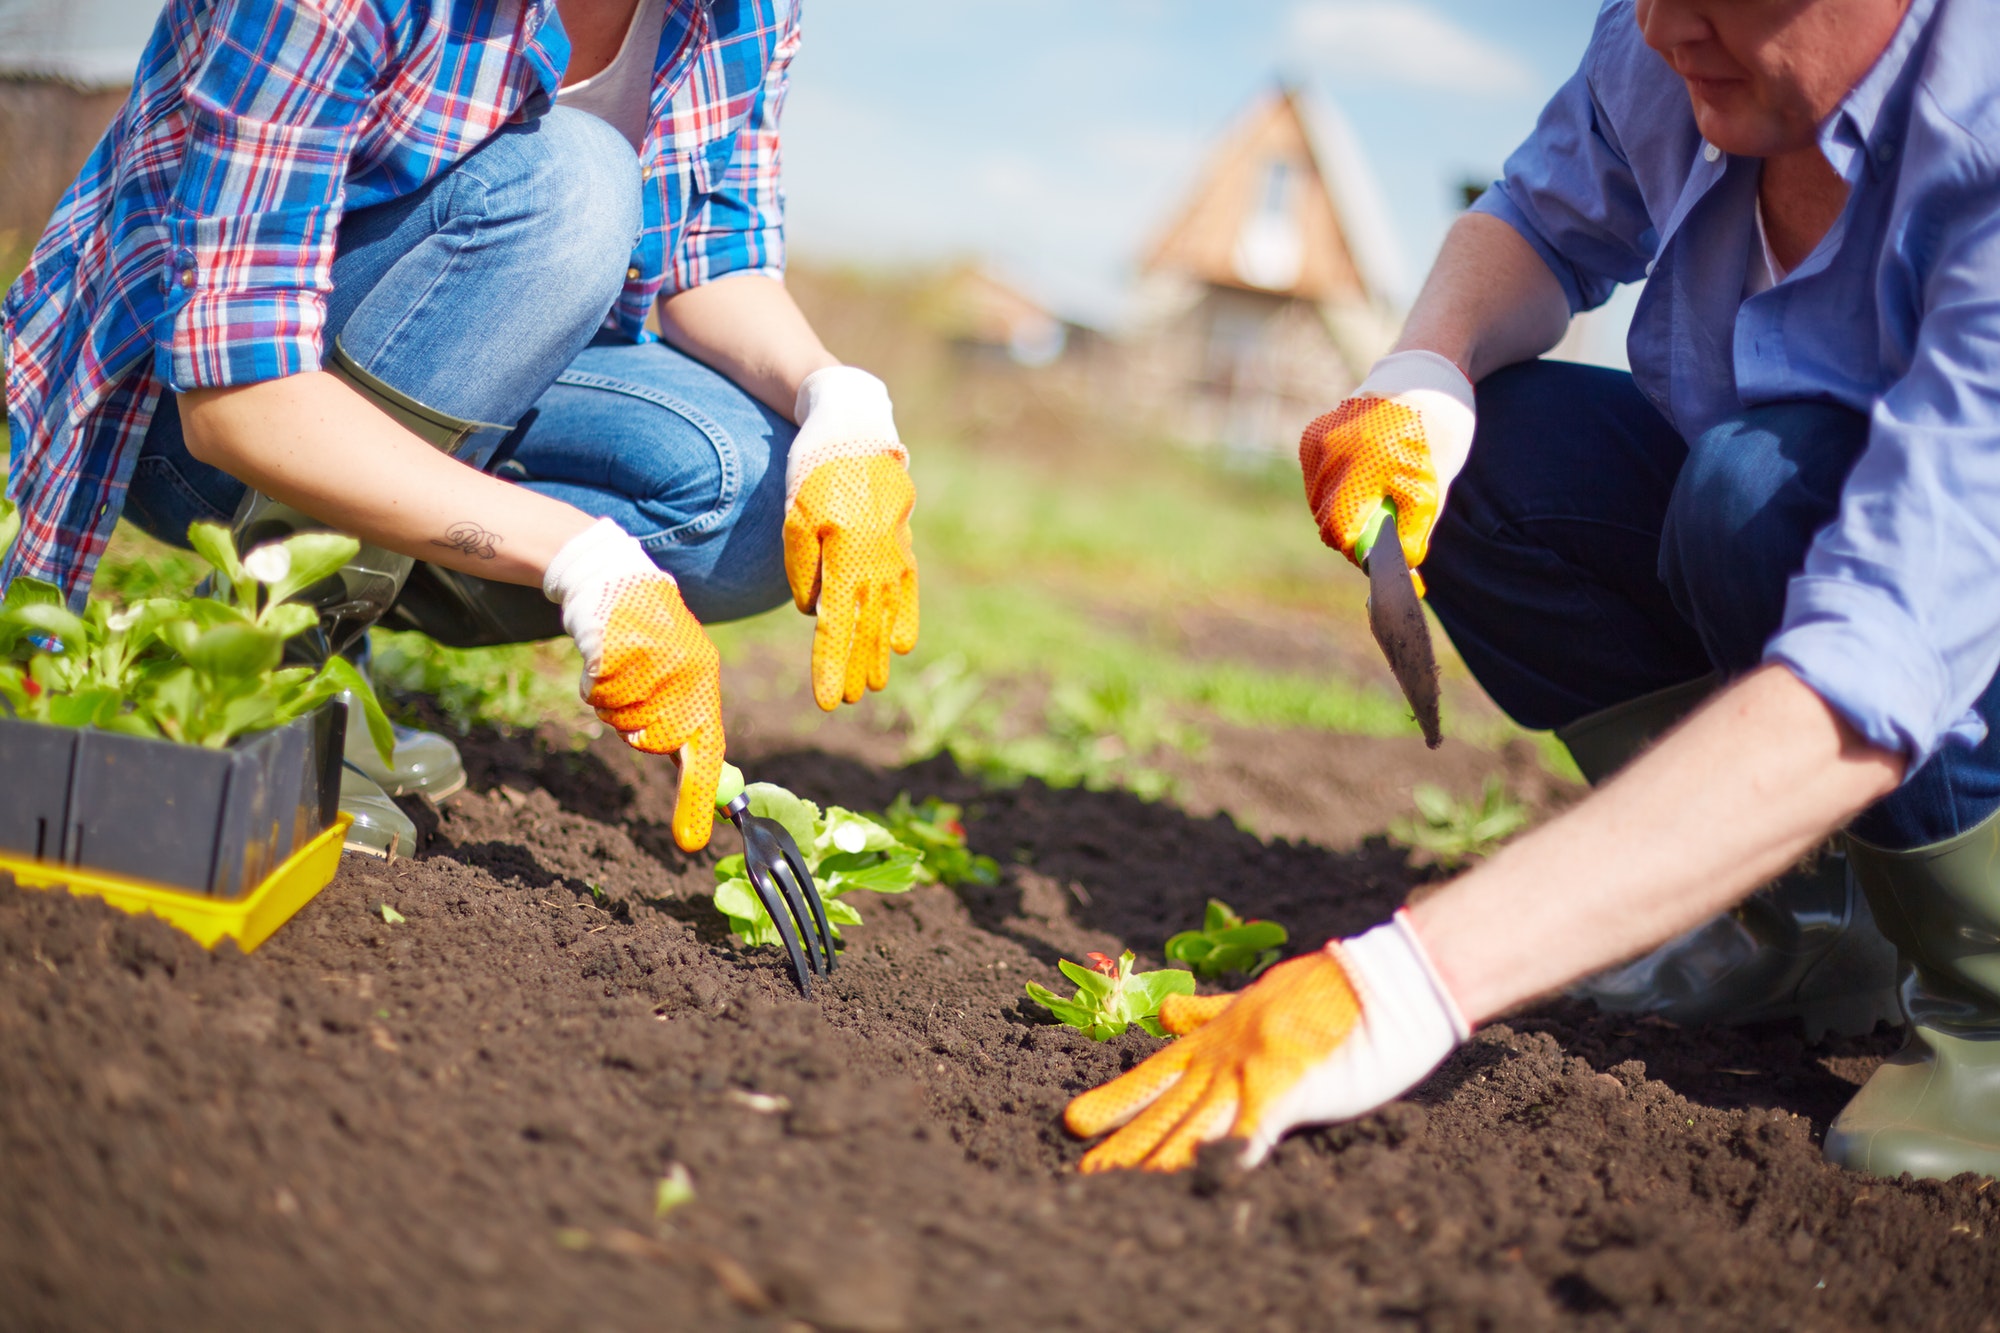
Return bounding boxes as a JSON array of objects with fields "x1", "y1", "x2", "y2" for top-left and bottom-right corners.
[{"x1": 0, "y1": 701, "x2": 344, "y2": 898}]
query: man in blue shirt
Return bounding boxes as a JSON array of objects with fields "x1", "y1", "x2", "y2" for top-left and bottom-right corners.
[{"x1": 1060, "y1": 0, "x2": 2000, "y2": 1184}]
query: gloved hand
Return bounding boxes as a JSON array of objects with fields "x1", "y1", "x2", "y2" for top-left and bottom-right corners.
[
  {"x1": 1062, "y1": 910, "x2": 1470, "y2": 1172},
  {"x1": 782, "y1": 366, "x2": 919, "y2": 711},
  {"x1": 1299, "y1": 350, "x2": 1476, "y2": 593},
  {"x1": 545, "y1": 518, "x2": 724, "y2": 852}
]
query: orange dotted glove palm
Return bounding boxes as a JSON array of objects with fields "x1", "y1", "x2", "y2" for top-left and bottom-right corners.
[
  {"x1": 783, "y1": 367, "x2": 918, "y2": 711},
  {"x1": 545, "y1": 519, "x2": 724, "y2": 853},
  {"x1": 1299, "y1": 350, "x2": 1477, "y2": 592},
  {"x1": 1063, "y1": 912, "x2": 1469, "y2": 1172}
]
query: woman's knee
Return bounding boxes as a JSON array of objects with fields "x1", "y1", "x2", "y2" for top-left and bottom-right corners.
[{"x1": 461, "y1": 108, "x2": 641, "y2": 304}]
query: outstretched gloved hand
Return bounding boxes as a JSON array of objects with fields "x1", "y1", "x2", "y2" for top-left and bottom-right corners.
[
  {"x1": 783, "y1": 366, "x2": 919, "y2": 711},
  {"x1": 545, "y1": 518, "x2": 724, "y2": 852},
  {"x1": 1063, "y1": 910, "x2": 1470, "y2": 1172},
  {"x1": 1298, "y1": 350, "x2": 1476, "y2": 594}
]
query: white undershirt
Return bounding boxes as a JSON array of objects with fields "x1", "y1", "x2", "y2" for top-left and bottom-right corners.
[
  {"x1": 1744, "y1": 199, "x2": 1791, "y2": 297},
  {"x1": 555, "y1": 0, "x2": 664, "y2": 154}
]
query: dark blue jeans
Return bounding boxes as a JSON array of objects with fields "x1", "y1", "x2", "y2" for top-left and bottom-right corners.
[
  {"x1": 124, "y1": 107, "x2": 793, "y2": 624},
  {"x1": 1424, "y1": 359, "x2": 2000, "y2": 852}
]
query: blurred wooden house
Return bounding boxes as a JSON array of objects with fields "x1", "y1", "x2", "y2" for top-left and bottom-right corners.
[
  {"x1": 1126, "y1": 85, "x2": 1403, "y2": 455},
  {"x1": 0, "y1": 0, "x2": 153, "y2": 246}
]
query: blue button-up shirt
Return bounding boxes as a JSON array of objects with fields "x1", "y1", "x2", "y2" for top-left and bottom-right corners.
[{"x1": 1473, "y1": 0, "x2": 2000, "y2": 769}]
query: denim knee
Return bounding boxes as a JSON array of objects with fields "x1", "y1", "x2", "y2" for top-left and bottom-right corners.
[
  {"x1": 1658, "y1": 402, "x2": 1870, "y2": 674},
  {"x1": 495, "y1": 108, "x2": 642, "y2": 278}
]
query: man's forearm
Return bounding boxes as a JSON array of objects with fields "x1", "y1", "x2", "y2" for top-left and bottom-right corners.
[
  {"x1": 1410, "y1": 665, "x2": 1904, "y2": 1024},
  {"x1": 1394, "y1": 212, "x2": 1573, "y2": 382},
  {"x1": 656, "y1": 272, "x2": 839, "y2": 421},
  {"x1": 180, "y1": 372, "x2": 595, "y2": 587}
]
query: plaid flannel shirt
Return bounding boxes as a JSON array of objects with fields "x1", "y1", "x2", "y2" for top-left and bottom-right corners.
[{"x1": 3, "y1": 0, "x2": 799, "y2": 605}]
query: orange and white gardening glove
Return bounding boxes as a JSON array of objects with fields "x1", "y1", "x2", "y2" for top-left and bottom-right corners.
[
  {"x1": 1299, "y1": 350, "x2": 1476, "y2": 596},
  {"x1": 782, "y1": 366, "x2": 919, "y2": 712},
  {"x1": 545, "y1": 518, "x2": 724, "y2": 852},
  {"x1": 1063, "y1": 910, "x2": 1469, "y2": 1172}
]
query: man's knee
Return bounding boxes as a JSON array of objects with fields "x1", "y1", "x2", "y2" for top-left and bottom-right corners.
[{"x1": 1658, "y1": 401, "x2": 1870, "y2": 669}]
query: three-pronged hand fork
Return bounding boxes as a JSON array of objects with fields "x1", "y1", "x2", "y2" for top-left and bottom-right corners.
[{"x1": 721, "y1": 789, "x2": 836, "y2": 996}]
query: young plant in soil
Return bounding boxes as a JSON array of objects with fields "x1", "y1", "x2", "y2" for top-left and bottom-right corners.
[
  {"x1": 1388, "y1": 775, "x2": 1529, "y2": 869},
  {"x1": 1024, "y1": 950, "x2": 1195, "y2": 1041},
  {"x1": 0, "y1": 503, "x2": 392, "y2": 761},
  {"x1": 711, "y1": 784, "x2": 926, "y2": 949},
  {"x1": 1164, "y1": 899, "x2": 1287, "y2": 980},
  {"x1": 867, "y1": 792, "x2": 1000, "y2": 887}
]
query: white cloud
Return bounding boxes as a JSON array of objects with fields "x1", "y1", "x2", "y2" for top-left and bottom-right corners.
[{"x1": 1286, "y1": 2, "x2": 1536, "y2": 97}]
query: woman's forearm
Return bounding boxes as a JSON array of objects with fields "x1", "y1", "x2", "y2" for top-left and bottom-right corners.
[
  {"x1": 1410, "y1": 665, "x2": 1905, "y2": 1024},
  {"x1": 655, "y1": 272, "x2": 839, "y2": 420},
  {"x1": 179, "y1": 372, "x2": 594, "y2": 586},
  {"x1": 1394, "y1": 212, "x2": 1574, "y2": 382}
]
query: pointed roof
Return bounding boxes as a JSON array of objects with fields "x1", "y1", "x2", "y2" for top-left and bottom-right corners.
[{"x1": 1142, "y1": 84, "x2": 1404, "y2": 308}]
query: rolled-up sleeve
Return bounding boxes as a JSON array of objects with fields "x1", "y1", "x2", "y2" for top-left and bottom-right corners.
[
  {"x1": 666, "y1": 7, "x2": 798, "y2": 292},
  {"x1": 153, "y1": 0, "x2": 383, "y2": 389},
  {"x1": 1469, "y1": 6, "x2": 1657, "y2": 314},
  {"x1": 1766, "y1": 190, "x2": 2000, "y2": 769}
]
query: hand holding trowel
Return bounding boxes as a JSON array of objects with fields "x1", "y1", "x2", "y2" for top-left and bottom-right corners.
[{"x1": 1298, "y1": 350, "x2": 1477, "y2": 752}]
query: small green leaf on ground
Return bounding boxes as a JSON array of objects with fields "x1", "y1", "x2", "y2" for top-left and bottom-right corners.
[
  {"x1": 1388, "y1": 775, "x2": 1529, "y2": 869},
  {"x1": 654, "y1": 1163, "x2": 696, "y2": 1219},
  {"x1": 378, "y1": 903, "x2": 406, "y2": 924},
  {"x1": 1165, "y1": 899, "x2": 1287, "y2": 979}
]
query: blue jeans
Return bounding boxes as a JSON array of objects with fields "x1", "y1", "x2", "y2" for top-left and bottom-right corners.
[
  {"x1": 125, "y1": 107, "x2": 793, "y2": 625},
  {"x1": 1424, "y1": 359, "x2": 2000, "y2": 852}
]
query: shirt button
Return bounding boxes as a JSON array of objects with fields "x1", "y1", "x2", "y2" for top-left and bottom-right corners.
[
  {"x1": 178, "y1": 268, "x2": 195, "y2": 288},
  {"x1": 1876, "y1": 140, "x2": 1895, "y2": 162},
  {"x1": 626, "y1": 266, "x2": 641, "y2": 281},
  {"x1": 1702, "y1": 143, "x2": 1721, "y2": 163}
]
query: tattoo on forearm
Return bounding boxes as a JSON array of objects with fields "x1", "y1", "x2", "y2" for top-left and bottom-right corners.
[{"x1": 432, "y1": 521, "x2": 500, "y2": 560}]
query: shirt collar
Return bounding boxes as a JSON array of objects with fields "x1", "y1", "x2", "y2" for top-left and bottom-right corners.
[{"x1": 1819, "y1": 0, "x2": 1935, "y2": 183}]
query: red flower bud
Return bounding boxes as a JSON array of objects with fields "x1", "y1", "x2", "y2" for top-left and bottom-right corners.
[
  {"x1": 22, "y1": 678, "x2": 41, "y2": 698},
  {"x1": 1085, "y1": 951, "x2": 1118, "y2": 977}
]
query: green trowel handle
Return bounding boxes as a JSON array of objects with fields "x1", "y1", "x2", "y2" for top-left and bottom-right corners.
[
  {"x1": 714, "y1": 760, "x2": 747, "y2": 812},
  {"x1": 1354, "y1": 499, "x2": 1397, "y2": 567}
]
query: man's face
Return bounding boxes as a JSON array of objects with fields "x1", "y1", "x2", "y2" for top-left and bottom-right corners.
[{"x1": 1635, "y1": 0, "x2": 1910, "y2": 157}]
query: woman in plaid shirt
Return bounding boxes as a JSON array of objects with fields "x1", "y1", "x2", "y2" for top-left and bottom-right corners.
[{"x1": 3, "y1": 0, "x2": 919, "y2": 858}]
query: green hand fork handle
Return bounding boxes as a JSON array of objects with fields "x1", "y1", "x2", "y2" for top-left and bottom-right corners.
[
  {"x1": 711, "y1": 762, "x2": 836, "y2": 996},
  {"x1": 1353, "y1": 499, "x2": 1444, "y2": 749}
]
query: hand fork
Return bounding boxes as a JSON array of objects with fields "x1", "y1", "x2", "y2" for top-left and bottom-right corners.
[{"x1": 720, "y1": 788, "x2": 836, "y2": 996}]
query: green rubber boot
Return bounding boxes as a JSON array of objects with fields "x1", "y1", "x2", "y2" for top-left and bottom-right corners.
[
  {"x1": 339, "y1": 763, "x2": 419, "y2": 861},
  {"x1": 1824, "y1": 807, "x2": 2000, "y2": 1181},
  {"x1": 1561, "y1": 676, "x2": 1901, "y2": 1038},
  {"x1": 339, "y1": 688, "x2": 467, "y2": 801}
]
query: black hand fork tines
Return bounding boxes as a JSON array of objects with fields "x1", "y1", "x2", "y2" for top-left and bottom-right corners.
[{"x1": 725, "y1": 793, "x2": 836, "y2": 996}]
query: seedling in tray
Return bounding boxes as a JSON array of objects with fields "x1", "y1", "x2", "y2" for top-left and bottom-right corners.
[
  {"x1": 1165, "y1": 898, "x2": 1288, "y2": 980},
  {"x1": 1024, "y1": 950, "x2": 1194, "y2": 1041}
]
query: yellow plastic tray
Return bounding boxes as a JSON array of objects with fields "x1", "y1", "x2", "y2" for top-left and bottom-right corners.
[{"x1": 1, "y1": 813, "x2": 353, "y2": 953}]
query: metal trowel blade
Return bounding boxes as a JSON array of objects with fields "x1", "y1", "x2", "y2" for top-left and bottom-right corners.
[{"x1": 1366, "y1": 531, "x2": 1443, "y2": 749}]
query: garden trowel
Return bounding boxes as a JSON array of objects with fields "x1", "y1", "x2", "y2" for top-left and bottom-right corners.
[{"x1": 1355, "y1": 500, "x2": 1443, "y2": 749}]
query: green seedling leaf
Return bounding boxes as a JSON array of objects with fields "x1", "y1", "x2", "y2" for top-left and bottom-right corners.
[
  {"x1": 378, "y1": 903, "x2": 406, "y2": 924},
  {"x1": 176, "y1": 622, "x2": 286, "y2": 678},
  {"x1": 1390, "y1": 776, "x2": 1529, "y2": 870},
  {"x1": 187, "y1": 520, "x2": 254, "y2": 608},
  {"x1": 3, "y1": 600, "x2": 91, "y2": 650},
  {"x1": 744, "y1": 782, "x2": 818, "y2": 852},
  {"x1": 816, "y1": 807, "x2": 898, "y2": 859},
  {"x1": 1026, "y1": 950, "x2": 1195, "y2": 1042},
  {"x1": 0, "y1": 496, "x2": 17, "y2": 560},
  {"x1": 654, "y1": 1163, "x2": 696, "y2": 1219},
  {"x1": 315, "y1": 653, "x2": 395, "y2": 768},
  {"x1": 865, "y1": 792, "x2": 1000, "y2": 887},
  {"x1": 263, "y1": 531, "x2": 360, "y2": 608},
  {"x1": 1164, "y1": 898, "x2": 1289, "y2": 979}
]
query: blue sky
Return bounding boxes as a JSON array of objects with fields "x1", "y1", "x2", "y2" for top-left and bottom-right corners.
[{"x1": 781, "y1": 0, "x2": 1614, "y2": 325}]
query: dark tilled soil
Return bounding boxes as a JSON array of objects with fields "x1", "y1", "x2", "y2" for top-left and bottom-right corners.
[{"x1": 4, "y1": 699, "x2": 1998, "y2": 1332}]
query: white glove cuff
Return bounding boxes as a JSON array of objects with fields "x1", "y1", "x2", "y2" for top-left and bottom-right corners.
[
  {"x1": 1332, "y1": 909, "x2": 1473, "y2": 1047},
  {"x1": 542, "y1": 518, "x2": 670, "y2": 678},
  {"x1": 1355, "y1": 350, "x2": 1479, "y2": 499},
  {"x1": 785, "y1": 365, "x2": 908, "y2": 508}
]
